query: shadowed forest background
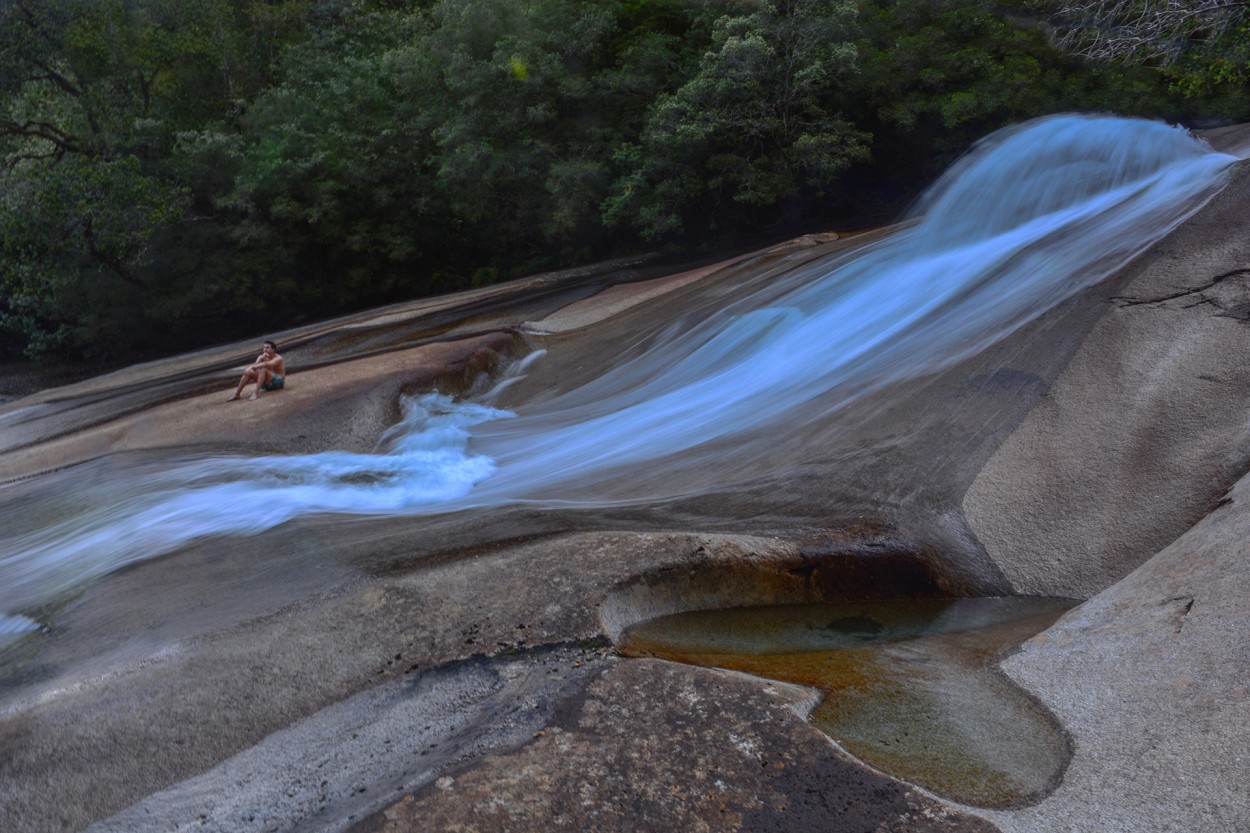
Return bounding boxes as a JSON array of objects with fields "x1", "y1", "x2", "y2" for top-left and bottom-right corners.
[{"x1": 2, "y1": 0, "x2": 1247, "y2": 362}]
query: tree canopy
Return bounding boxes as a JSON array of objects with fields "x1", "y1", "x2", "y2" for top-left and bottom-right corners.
[{"x1": 1, "y1": 0, "x2": 1244, "y2": 360}]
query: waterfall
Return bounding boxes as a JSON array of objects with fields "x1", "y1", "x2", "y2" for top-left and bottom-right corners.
[{"x1": 0, "y1": 114, "x2": 1237, "y2": 634}]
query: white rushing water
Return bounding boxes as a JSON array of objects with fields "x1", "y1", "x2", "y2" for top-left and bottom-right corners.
[{"x1": 0, "y1": 114, "x2": 1238, "y2": 634}]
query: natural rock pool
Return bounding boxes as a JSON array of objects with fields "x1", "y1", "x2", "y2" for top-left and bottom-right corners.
[{"x1": 619, "y1": 596, "x2": 1076, "y2": 808}]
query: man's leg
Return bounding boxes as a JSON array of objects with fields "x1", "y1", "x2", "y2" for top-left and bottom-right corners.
[
  {"x1": 249, "y1": 368, "x2": 273, "y2": 400},
  {"x1": 229, "y1": 369, "x2": 258, "y2": 401}
]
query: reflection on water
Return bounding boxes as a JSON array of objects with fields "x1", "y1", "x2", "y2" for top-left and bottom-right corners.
[
  {"x1": 619, "y1": 597, "x2": 1076, "y2": 808},
  {"x1": 0, "y1": 114, "x2": 1238, "y2": 631}
]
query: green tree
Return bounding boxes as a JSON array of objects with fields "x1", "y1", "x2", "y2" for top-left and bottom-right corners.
[
  {"x1": 604, "y1": 0, "x2": 868, "y2": 240},
  {"x1": 0, "y1": 1, "x2": 187, "y2": 354},
  {"x1": 1168, "y1": 12, "x2": 1250, "y2": 118},
  {"x1": 416, "y1": 0, "x2": 628, "y2": 267},
  {"x1": 843, "y1": 0, "x2": 1184, "y2": 214},
  {"x1": 214, "y1": 7, "x2": 443, "y2": 307},
  {"x1": 0, "y1": 0, "x2": 312, "y2": 356},
  {"x1": 0, "y1": 156, "x2": 187, "y2": 353}
]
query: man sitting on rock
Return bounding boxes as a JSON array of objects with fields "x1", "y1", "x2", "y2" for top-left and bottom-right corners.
[{"x1": 229, "y1": 340, "x2": 287, "y2": 401}]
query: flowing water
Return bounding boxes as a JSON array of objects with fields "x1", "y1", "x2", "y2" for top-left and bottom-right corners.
[{"x1": 0, "y1": 114, "x2": 1238, "y2": 636}]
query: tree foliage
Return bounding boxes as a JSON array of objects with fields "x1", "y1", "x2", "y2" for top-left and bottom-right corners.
[
  {"x1": 0, "y1": 0, "x2": 1243, "y2": 360},
  {"x1": 0, "y1": 0, "x2": 312, "y2": 355},
  {"x1": 605, "y1": 0, "x2": 869, "y2": 239}
]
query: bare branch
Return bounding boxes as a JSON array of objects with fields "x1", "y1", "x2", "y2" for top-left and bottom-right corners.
[
  {"x1": 0, "y1": 117, "x2": 83, "y2": 154},
  {"x1": 82, "y1": 216, "x2": 148, "y2": 290},
  {"x1": 1039, "y1": 0, "x2": 1249, "y2": 64},
  {"x1": 3, "y1": 148, "x2": 66, "y2": 168}
]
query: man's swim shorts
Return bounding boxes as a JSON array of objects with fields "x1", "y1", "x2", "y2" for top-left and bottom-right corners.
[{"x1": 263, "y1": 375, "x2": 285, "y2": 391}]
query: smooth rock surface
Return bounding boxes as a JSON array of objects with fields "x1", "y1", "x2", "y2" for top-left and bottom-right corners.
[
  {"x1": 964, "y1": 162, "x2": 1250, "y2": 597},
  {"x1": 2, "y1": 124, "x2": 1249, "y2": 833},
  {"x1": 975, "y1": 466, "x2": 1250, "y2": 833}
]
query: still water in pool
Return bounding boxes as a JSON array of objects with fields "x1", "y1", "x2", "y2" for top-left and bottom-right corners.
[{"x1": 620, "y1": 597, "x2": 1076, "y2": 808}]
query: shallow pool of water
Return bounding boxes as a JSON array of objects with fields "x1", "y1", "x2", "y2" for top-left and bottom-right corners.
[{"x1": 619, "y1": 597, "x2": 1076, "y2": 808}]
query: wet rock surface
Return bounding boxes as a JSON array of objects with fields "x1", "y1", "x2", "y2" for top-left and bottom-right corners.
[
  {"x1": 85, "y1": 644, "x2": 614, "y2": 833},
  {"x1": 355, "y1": 660, "x2": 999, "y2": 833},
  {"x1": 2, "y1": 125, "x2": 1250, "y2": 833}
]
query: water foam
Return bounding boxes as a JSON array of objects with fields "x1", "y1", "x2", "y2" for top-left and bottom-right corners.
[{"x1": 0, "y1": 393, "x2": 508, "y2": 621}]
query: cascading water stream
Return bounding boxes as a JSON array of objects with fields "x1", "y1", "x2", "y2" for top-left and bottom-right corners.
[{"x1": 0, "y1": 115, "x2": 1238, "y2": 636}]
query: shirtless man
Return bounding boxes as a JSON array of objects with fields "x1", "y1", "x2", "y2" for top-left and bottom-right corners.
[{"x1": 229, "y1": 340, "x2": 287, "y2": 401}]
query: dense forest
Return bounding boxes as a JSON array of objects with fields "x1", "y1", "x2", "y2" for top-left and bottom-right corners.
[{"x1": 1, "y1": 0, "x2": 1247, "y2": 361}]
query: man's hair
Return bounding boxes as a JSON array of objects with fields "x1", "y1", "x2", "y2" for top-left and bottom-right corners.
[{"x1": 264, "y1": 340, "x2": 277, "y2": 350}]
